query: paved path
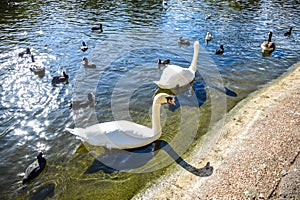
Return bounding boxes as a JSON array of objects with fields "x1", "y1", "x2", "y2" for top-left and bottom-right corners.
[{"x1": 134, "y1": 62, "x2": 300, "y2": 200}]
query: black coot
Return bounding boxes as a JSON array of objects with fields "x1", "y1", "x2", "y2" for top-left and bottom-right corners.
[{"x1": 22, "y1": 152, "x2": 46, "y2": 184}]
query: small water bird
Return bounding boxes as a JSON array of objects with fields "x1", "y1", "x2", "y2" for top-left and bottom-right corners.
[
  {"x1": 66, "y1": 93, "x2": 175, "y2": 149},
  {"x1": 284, "y1": 27, "x2": 293, "y2": 37},
  {"x1": 261, "y1": 31, "x2": 275, "y2": 54},
  {"x1": 70, "y1": 92, "x2": 95, "y2": 109},
  {"x1": 22, "y1": 152, "x2": 46, "y2": 184},
  {"x1": 157, "y1": 59, "x2": 170, "y2": 65},
  {"x1": 30, "y1": 55, "x2": 45, "y2": 74},
  {"x1": 154, "y1": 41, "x2": 199, "y2": 89},
  {"x1": 205, "y1": 14, "x2": 211, "y2": 20},
  {"x1": 215, "y1": 45, "x2": 224, "y2": 55},
  {"x1": 205, "y1": 32, "x2": 212, "y2": 45},
  {"x1": 178, "y1": 37, "x2": 190, "y2": 46},
  {"x1": 91, "y1": 24, "x2": 103, "y2": 32},
  {"x1": 18, "y1": 48, "x2": 31, "y2": 58},
  {"x1": 82, "y1": 57, "x2": 96, "y2": 68},
  {"x1": 51, "y1": 71, "x2": 69, "y2": 86},
  {"x1": 81, "y1": 42, "x2": 88, "y2": 52}
]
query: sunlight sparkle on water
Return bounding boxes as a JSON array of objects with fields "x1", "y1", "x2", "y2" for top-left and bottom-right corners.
[
  {"x1": 14, "y1": 128, "x2": 28, "y2": 136},
  {"x1": 28, "y1": 120, "x2": 44, "y2": 133}
]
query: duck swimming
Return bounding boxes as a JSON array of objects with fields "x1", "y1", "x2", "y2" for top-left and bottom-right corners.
[
  {"x1": 51, "y1": 71, "x2": 69, "y2": 86},
  {"x1": 18, "y1": 48, "x2": 31, "y2": 58},
  {"x1": 261, "y1": 31, "x2": 275, "y2": 54},
  {"x1": 178, "y1": 37, "x2": 190, "y2": 46},
  {"x1": 205, "y1": 32, "x2": 212, "y2": 46},
  {"x1": 215, "y1": 45, "x2": 224, "y2": 55},
  {"x1": 81, "y1": 42, "x2": 88, "y2": 52},
  {"x1": 82, "y1": 57, "x2": 96, "y2": 68},
  {"x1": 70, "y1": 92, "x2": 95, "y2": 109},
  {"x1": 22, "y1": 152, "x2": 46, "y2": 184},
  {"x1": 284, "y1": 27, "x2": 293, "y2": 37},
  {"x1": 205, "y1": 14, "x2": 211, "y2": 20},
  {"x1": 91, "y1": 24, "x2": 103, "y2": 32},
  {"x1": 157, "y1": 59, "x2": 170, "y2": 65},
  {"x1": 30, "y1": 55, "x2": 45, "y2": 74}
]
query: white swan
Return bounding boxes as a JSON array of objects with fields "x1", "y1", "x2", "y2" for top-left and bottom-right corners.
[
  {"x1": 154, "y1": 41, "x2": 199, "y2": 89},
  {"x1": 66, "y1": 93, "x2": 175, "y2": 149}
]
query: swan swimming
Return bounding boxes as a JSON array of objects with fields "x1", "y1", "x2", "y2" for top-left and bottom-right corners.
[
  {"x1": 66, "y1": 93, "x2": 175, "y2": 149},
  {"x1": 154, "y1": 41, "x2": 199, "y2": 89}
]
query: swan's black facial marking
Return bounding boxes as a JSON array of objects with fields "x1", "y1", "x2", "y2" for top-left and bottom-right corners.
[{"x1": 166, "y1": 96, "x2": 175, "y2": 105}]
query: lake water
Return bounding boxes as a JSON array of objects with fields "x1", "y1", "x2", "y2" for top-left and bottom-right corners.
[{"x1": 0, "y1": 0, "x2": 299, "y2": 199}]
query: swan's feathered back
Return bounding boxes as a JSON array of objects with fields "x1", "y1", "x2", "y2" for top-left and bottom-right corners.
[
  {"x1": 154, "y1": 41, "x2": 199, "y2": 89},
  {"x1": 66, "y1": 121, "x2": 158, "y2": 149},
  {"x1": 66, "y1": 93, "x2": 173, "y2": 149}
]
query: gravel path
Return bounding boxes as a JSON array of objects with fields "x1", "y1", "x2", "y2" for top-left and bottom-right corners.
[{"x1": 133, "y1": 62, "x2": 300, "y2": 200}]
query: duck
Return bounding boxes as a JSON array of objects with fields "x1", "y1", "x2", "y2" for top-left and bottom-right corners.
[
  {"x1": 18, "y1": 48, "x2": 31, "y2": 58},
  {"x1": 215, "y1": 45, "x2": 224, "y2": 55},
  {"x1": 70, "y1": 92, "x2": 95, "y2": 109},
  {"x1": 284, "y1": 27, "x2": 293, "y2": 37},
  {"x1": 205, "y1": 32, "x2": 212, "y2": 45},
  {"x1": 91, "y1": 24, "x2": 103, "y2": 32},
  {"x1": 178, "y1": 37, "x2": 190, "y2": 46},
  {"x1": 157, "y1": 59, "x2": 170, "y2": 65},
  {"x1": 82, "y1": 57, "x2": 96, "y2": 68},
  {"x1": 66, "y1": 93, "x2": 175, "y2": 149},
  {"x1": 261, "y1": 31, "x2": 275, "y2": 53},
  {"x1": 80, "y1": 42, "x2": 88, "y2": 52},
  {"x1": 22, "y1": 152, "x2": 46, "y2": 184},
  {"x1": 154, "y1": 41, "x2": 200, "y2": 89},
  {"x1": 29, "y1": 55, "x2": 45, "y2": 74},
  {"x1": 205, "y1": 14, "x2": 211, "y2": 20},
  {"x1": 51, "y1": 71, "x2": 69, "y2": 86}
]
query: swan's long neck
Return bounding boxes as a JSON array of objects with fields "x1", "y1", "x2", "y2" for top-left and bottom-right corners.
[
  {"x1": 188, "y1": 41, "x2": 200, "y2": 73},
  {"x1": 152, "y1": 99, "x2": 162, "y2": 136}
]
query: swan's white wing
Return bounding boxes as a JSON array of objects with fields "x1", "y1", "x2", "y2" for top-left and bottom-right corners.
[
  {"x1": 154, "y1": 65, "x2": 194, "y2": 89},
  {"x1": 66, "y1": 121, "x2": 160, "y2": 149}
]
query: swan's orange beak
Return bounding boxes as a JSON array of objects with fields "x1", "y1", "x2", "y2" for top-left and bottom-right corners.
[{"x1": 167, "y1": 98, "x2": 176, "y2": 105}]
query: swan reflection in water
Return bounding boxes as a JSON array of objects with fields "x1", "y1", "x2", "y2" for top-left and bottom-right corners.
[
  {"x1": 155, "y1": 80, "x2": 236, "y2": 112},
  {"x1": 85, "y1": 140, "x2": 213, "y2": 177}
]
